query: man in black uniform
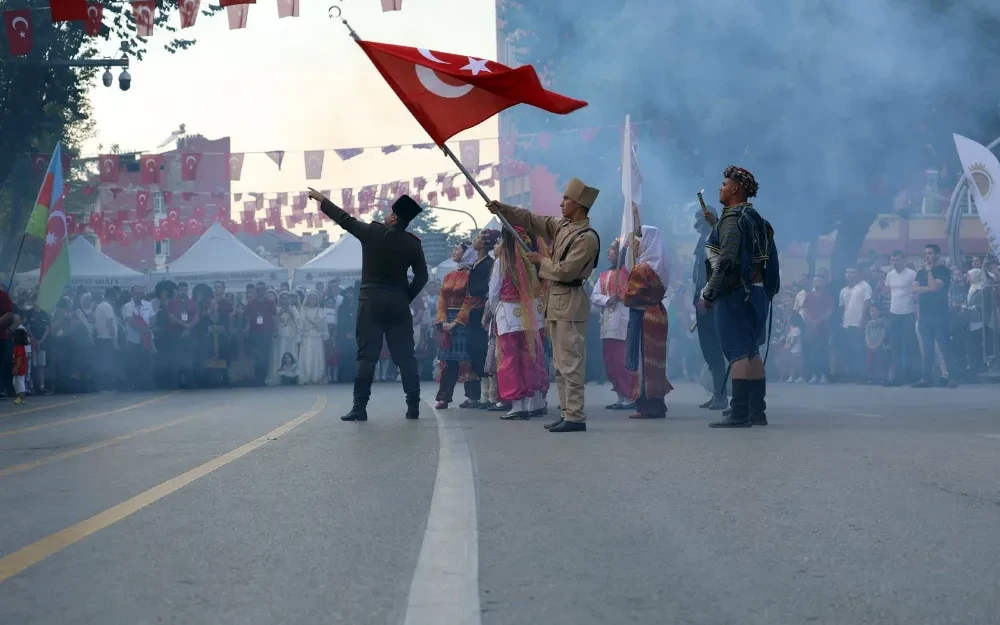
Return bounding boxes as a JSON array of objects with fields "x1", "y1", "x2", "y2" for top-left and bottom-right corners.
[
  {"x1": 693, "y1": 206, "x2": 728, "y2": 411},
  {"x1": 309, "y1": 188, "x2": 429, "y2": 421}
]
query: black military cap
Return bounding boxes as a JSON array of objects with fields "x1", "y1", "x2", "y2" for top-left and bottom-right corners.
[{"x1": 392, "y1": 194, "x2": 423, "y2": 223}]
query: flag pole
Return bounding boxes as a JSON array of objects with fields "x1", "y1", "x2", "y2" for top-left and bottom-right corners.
[{"x1": 328, "y1": 4, "x2": 530, "y2": 252}]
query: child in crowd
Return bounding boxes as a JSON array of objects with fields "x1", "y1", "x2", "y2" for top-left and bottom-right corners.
[
  {"x1": 865, "y1": 306, "x2": 890, "y2": 384},
  {"x1": 12, "y1": 326, "x2": 30, "y2": 405},
  {"x1": 277, "y1": 352, "x2": 299, "y2": 386},
  {"x1": 784, "y1": 314, "x2": 805, "y2": 383}
]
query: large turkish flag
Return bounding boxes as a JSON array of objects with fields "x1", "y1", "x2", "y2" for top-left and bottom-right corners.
[{"x1": 355, "y1": 41, "x2": 587, "y2": 146}]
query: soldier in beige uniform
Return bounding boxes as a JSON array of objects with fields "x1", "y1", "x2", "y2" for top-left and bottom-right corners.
[{"x1": 487, "y1": 177, "x2": 600, "y2": 433}]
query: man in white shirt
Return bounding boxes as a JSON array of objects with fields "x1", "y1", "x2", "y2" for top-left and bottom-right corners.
[
  {"x1": 884, "y1": 250, "x2": 918, "y2": 385},
  {"x1": 122, "y1": 285, "x2": 155, "y2": 390},
  {"x1": 93, "y1": 287, "x2": 119, "y2": 391},
  {"x1": 838, "y1": 267, "x2": 871, "y2": 381}
]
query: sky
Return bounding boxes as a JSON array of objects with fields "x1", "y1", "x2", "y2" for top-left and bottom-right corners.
[{"x1": 83, "y1": 0, "x2": 499, "y2": 239}]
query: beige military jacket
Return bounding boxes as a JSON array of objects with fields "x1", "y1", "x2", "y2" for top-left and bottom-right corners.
[{"x1": 500, "y1": 205, "x2": 600, "y2": 322}]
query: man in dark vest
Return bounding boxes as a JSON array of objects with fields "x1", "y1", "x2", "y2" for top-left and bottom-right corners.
[
  {"x1": 309, "y1": 188, "x2": 428, "y2": 421},
  {"x1": 698, "y1": 166, "x2": 771, "y2": 428}
]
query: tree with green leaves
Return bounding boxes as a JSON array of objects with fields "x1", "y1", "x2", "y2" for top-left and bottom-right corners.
[{"x1": 0, "y1": 0, "x2": 219, "y2": 278}]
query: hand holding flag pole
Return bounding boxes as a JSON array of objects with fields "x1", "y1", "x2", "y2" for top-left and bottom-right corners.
[{"x1": 327, "y1": 3, "x2": 588, "y2": 252}]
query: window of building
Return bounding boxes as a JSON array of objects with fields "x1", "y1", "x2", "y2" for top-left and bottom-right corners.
[{"x1": 155, "y1": 239, "x2": 170, "y2": 257}]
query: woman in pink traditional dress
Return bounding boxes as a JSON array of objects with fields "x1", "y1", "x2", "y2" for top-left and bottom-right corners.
[
  {"x1": 489, "y1": 226, "x2": 549, "y2": 420},
  {"x1": 590, "y1": 241, "x2": 635, "y2": 410},
  {"x1": 623, "y1": 225, "x2": 674, "y2": 418}
]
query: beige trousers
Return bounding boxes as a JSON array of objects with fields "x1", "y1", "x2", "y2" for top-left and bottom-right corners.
[{"x1": 547, "y1": 319, "x2": 588, "y2": 423}]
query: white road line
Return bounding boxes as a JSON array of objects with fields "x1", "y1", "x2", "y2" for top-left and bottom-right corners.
[
  {"x1": 978, "y1": 434, "x2": 1000, "y2": 440},
  {"x1": 787, "y1": 404, "x2": 885, "y2": 419},
  {"x1": 404, "y1": 402, "x2": 481, "y2": 625}
]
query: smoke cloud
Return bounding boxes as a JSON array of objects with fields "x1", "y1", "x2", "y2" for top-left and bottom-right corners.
[{"x1": 509, "y1": 0, "x2": 1000, "y2": 243}]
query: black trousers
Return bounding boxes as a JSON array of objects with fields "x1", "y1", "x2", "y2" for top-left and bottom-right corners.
[
  {"x1": 919, "y1": 314, "x2": 952, "y2": 381},
  {"x1": 888, "y1": 313, "x2": 918, "y2": 382},
  {"x1": 94, "y1": 338, "x2": 118, "y2": 391},
  {"x1": 463, "y1": 308, "x2": 487, "y2": 400},
  {"x1": 696, "y1": 309, "x2": 727, "y2": 398},
  {"x1": 126, "y1": 342, "x2": 154, "y2": 391},
  {"x1": 0, "y1": 337, "x2": 12, "y2": 395},
  {"x1": 249, "y1": 334, "x2": 272, "y2": 387},
  {"x1": 355, "y1": 288, "x2": 420, "y2": 408}
]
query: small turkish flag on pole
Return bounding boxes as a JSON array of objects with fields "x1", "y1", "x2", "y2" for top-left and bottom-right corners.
[
  {"x1": 132, "y1": 0, "x2": 156, "y2": 37},
  {"x1": 98, "y1": 154, "x2": 119, "y2": 182},
  {"x1": 30, "y1": 153, "x2": 49, "y2": 175},
  {"x1": 181, "y1": 152, "x2": 201, "y2": 181},
  {"x1": 4, "y1": 10, "x2": 34, "y2": 56},
  {"x1": 354, "y1": 41, "x2": 586, "y2": 146},
  {"x1": 304, "y1": 150, "x2": 324, "y2": 180},
  {"x1": 84, "y1": 3, "x2": 102, "y2": 35},
  {"x1": 277, "y1": 0, "x2": 298, "y2": 18},
  {"x1": 140, "y1": 154, "x2": 162, "y2": 184},
  {"x1": 178, "y1": 0, "x2": 200, "y2": 29}
]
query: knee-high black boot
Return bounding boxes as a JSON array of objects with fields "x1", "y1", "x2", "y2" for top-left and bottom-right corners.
[
  {"x1": 749, "y1": 378, "x2": 767, "y2": 426},
  {"x1": 709, "y1": 379, "x2": 751, "y2": 428}
]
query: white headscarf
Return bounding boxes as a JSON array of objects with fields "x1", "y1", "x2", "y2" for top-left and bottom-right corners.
[
  {"x1": 460, "y1": 246, "x2": 478, "y2": 268},
  {"x1": 636, "y1": 225, "x2": 669, "y2": 287}
]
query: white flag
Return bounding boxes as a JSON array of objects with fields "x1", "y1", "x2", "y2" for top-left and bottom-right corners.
[
  {"x1": 618, "y1": 114, "x2": 643, "y2": 271},
  {"x1": 953, "y1": 134, "x2": 1000, "y2": 259}
]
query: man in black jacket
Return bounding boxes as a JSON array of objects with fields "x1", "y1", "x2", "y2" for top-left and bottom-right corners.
[
  {"x1": 309, "y1": 188, "x2": 429, "y2": 421},
  {"x1": 693, "y1": 207, "x2": 728, "y2": 411}
]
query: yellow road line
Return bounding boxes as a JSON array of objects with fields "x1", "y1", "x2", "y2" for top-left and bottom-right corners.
[
  {"x1": 0, "y1": 395, "x2": 167, "y2": 439},
  {"x1": 1, "y1": 396, "x2": 89, "y2": 418},
  {"x1": 0, "y1": 404, "x2": 229, "y2": 479},
  {"x1": 0, "y1": 393, "x2": 327, "y2": 584}
]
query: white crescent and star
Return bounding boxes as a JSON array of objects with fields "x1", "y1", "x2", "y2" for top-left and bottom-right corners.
[
  {"x1": 87, "y1": 5, "x2": 99, "y2": 19},
  {"x1": 185, "y1": 155, "x2": 198, "y2": 168},
  {"x1": 413, "y1": 54, "x2": 490, "y2": 99},
  {"x1": 11, "y1": 16, "x2": 29, "y2": 35},
  {"x1": 45, "y1": 210, "x2": 67, "y2": 246},
  {"x1": 145, "y1": 159, "x2": 156, "y2": 170}
]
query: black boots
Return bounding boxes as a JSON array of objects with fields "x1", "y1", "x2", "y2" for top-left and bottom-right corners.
[
  {"x1": 709, "y1": 379, "x2": 752, "y2": 428},
  {"x1": 406, "y1": 396, "x2": 420, "y2": 420},
  {"x1": 748, "y1": 379, "x2": 767, "y2": 426},
  {"x1": 342, "y1": 405, "x2": 368, "y2": 421}
]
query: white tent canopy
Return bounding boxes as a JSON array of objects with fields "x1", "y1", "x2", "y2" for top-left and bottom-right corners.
[
  {"x1": 152, "y1": 222, "x2": 283, "y2": 290},
  {"x1": 16, "y1": 236, "x2": 145, "y2": 289},
  {"x1": 292, "y1": 234, "x2": 362, "y2": 286}
]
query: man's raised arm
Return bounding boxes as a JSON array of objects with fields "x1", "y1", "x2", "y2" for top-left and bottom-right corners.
[
  {"x1": 309, "y1": 188, "x2": 374, "y2": 243},
  {"x1": 486, "y1": 201, "x2": 559, "y2": 241}
]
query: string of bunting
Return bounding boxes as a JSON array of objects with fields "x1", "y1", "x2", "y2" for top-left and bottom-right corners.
[
  {"x1": 2, "y1": 0, "x2": 401, "y2": 57},
  {"x1": 60, "y1": 164, "x2": 498, "y2": 247}
]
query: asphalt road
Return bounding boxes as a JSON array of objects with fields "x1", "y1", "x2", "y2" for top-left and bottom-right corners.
[{"x1": 0, "y1": 379, "x2": 998, "y2": 625}]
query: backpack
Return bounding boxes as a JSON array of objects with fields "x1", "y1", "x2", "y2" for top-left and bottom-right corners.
[{"x1": 735, "y1": 206, "x2": 780, "y2": 362}]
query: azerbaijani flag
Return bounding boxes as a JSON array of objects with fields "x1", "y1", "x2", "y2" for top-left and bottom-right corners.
[{"x1": 25, "y1": 144, "x2": 70, "y2": 312}]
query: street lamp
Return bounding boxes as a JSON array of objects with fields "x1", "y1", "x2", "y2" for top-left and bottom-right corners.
[{"x1": 46, "y1": 54, "x2": 131, "y2": 91}]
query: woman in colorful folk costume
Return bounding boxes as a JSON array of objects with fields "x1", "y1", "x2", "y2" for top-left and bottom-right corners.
[
  {"x1": 624, "y1": 225, "x2": 674, "y2": 418},
  {"x1": 591, "y1": 240, "x2": 635, "y2": 410},
  {"x1": 434, "y1": 241, "x2": 479, "y2": 408},
  {"x1": 488, "y1": 226, "x2": 549, "y2": 419}
]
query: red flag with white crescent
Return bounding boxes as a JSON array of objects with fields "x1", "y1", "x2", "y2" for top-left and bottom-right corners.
[
  {"x1": 226, "y1": 4, "x2": 249, "y2": 30},
  {"x1": 140, "y1": 153, "x2": 162, "y2": 185},
  {"x1": 132, "y1": 0, "x2": 156, "y2": 37},
  {"x1": 4, "y1": 10, "x2": 34, "y2": 56},
  {"x1": 98, "y1": 153, "x2": 119, "y2": 182},
  {"x1": 178, "y1": 0, "x2": 199, "y2": 28},
  {"x1": 355, "y1": 41, "x2": 587, "y2": 146},
  {"x1": 84, "y1": 3, "x2": 102, "y2": 35},
  {"x1": 136, "y1": 190, "x2": 150, "y2": 216},
  {"x1": 181, "y1": 152, "x2": 201, "y2": 181}
]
